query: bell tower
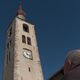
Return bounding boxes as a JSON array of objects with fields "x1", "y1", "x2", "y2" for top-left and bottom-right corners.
[{"x1": 3, "y1": 6, "x2": 44, "y2": 80}]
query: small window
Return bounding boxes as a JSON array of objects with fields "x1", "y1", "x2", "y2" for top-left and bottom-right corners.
[
  {"x1": 8, "y1": 27, "x2": 12, "y2": 37},
  {"x1": 10, "y1": 40, "x2": 12, "y2": 46},
  {"x1": 29, "y1": 67, "x2": 31, "y2": 72},
  {"x1": 6, "y1": 52, "x2": 11, "y2": 65},
  {"x1": 27, "y1": 37, "x2": 31, "y2": 45},
  {"x1": 9, "y1": 51, "x2": 10, "y2": 61},
  {"x1": 21, "y1": 77, "x2": 23, "y2": 80},
  {"x1": 7, "y1": 43, "x2": 9, "y2": 49},
  {"x1": 7, "y1": 54, "x2": 8, "y2": 64},
  {"x1": 23, "y1": 24, "x2": 29, "y2": 33},
  {"x1": 22, "y1": 35, "x2": 26, "y2": 43},
  {"x1": 7, "y1": 40, "x2": 12, "y2": 49}
]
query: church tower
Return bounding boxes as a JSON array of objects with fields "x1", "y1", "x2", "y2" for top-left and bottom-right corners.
[{"x1": 3, "y1": 6, "x2": 44, "y2": 80}]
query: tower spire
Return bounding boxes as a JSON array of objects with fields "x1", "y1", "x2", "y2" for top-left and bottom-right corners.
[{"x1": 16, "y1": 5, "x2": 26, "y2": 20}]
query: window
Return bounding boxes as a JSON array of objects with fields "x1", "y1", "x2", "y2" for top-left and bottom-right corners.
[
  {"x1": 21, "y1": 77, "x2": 23, "y2": 80},
  {"x1": 22, "y1": 35, "x2": 26, "y2": 43},
  {"x1": 8, "y1": 27, "x2": 12, "y2": 37},
  {"x1": 29, "y1": 67, "x2": 31, "y2": 72},
  {"x1": 6, "y1": 51, "x2": 11, "y2": 65},
  {"x1": 7, "y1": 40, "x2": 12, "y2": 49},
  {"x1": 7, "y1": 43, "x2": 9, "y2": 49},
  {"x1": 23, "y1": 24, "x2": 29, "y2": 33},
  {"x1": 10, "y1": 40, "x2": 12, "y2": 46},
  {"x1": 7, "y1": 54, "x2": 8, "y2": 64},
  {"x1": 9, "y1": 51, "x2": 10, "y2": 61},
  {"x1": 27, "y1": 37, "x2": 31, "y2": 45}
]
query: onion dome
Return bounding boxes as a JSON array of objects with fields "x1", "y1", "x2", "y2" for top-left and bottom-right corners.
[{"x1": 64, "y1": 49, "x2": 80, "y2": 74}]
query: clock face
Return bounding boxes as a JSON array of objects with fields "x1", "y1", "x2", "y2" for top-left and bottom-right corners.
[{"x1": 23, "y1": 49, "x2": 33, "y2": 60}]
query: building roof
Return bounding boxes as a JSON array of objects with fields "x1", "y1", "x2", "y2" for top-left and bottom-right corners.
[{"x1": 49, "y1": 67, "x2": 64, "y2": 80}]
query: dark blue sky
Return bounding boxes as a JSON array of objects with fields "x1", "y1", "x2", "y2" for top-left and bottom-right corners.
[{"x1": 1, "y1": 0, "x2": 80, "y2": 80}]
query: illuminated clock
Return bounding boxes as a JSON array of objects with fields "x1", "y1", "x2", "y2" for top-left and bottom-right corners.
[{"x1": 23, "y1": 49, "x2": 33, "y2": 60}]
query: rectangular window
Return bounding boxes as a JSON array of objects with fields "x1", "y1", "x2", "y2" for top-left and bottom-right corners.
[
  {"x1": 23, "y1": 24, "x2": 29, "y2": 33},
  {"x1": 7, "y1": 54, "x2": 8, "y2": 64},
  {"x1": 22, "y1": 35, "x2": 26, "y2": 43},
  {"x1": 7, "y1": 40, "x2": 12, "y2": 49},
  {"x1": 7, "y1": 43, "x2": 9, "y2": 49},
  {"x1": 27, "y1": 37, "x2": 31, "y2": 45},
  {"x1": 21, "y1": 77, "x2": 23, "y2": 80},
  {"x1": 6, "y1": 52, "x2": 11, "y2": 65},
  {"x1": 8, "y1": 27, "x2": 12, "y2": 37},
  {"x1": 10, "y1": 40, "x2": 12, "y2": 46},
  {"x1": 9, "y1": 52, "x2": 10, "y2": 61},
  {"x1": 29, "y1": 67, "x2": 31, "y2": 72}
]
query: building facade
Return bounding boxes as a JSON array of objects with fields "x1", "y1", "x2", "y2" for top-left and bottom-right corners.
[{"x1": 3, "y1": 6, "x2": 44, "y2": 80}]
